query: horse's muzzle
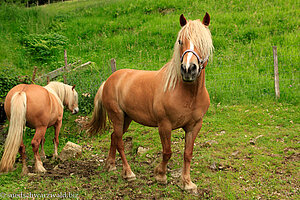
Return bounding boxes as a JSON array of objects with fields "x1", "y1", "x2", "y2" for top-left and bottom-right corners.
[
  {"x1": 72, "y1": 107, "x2": 79, "y2": 114},
  {"x1": 181, "y1": 64, "x2": 199, "y2": 82}
]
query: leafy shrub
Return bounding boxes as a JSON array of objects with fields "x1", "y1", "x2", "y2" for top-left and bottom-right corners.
[
  {"x1": 66, "y1": 65, "x2": 107, "y2": 115},
  {"x1": 0, "y1": 67, "x2": 31, "y2": 99},
  {"x1": 21, "y1": 33, "x2": 68, "y2": 62}
]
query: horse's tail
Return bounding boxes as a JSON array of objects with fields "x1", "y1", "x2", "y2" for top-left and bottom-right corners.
[
  {"x1": 86, "y1": 82, "x2": 107, "y2": 136},
  {"x1": 0, "y1": 92, "x2": 26, "y2": 173}
]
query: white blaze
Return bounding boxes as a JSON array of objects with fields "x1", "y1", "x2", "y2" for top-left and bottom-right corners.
[{"x1": 186, "y1": 41, "x2": 194, "y2": 71}]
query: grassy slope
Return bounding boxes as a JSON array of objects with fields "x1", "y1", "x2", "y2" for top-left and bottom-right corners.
[
  {"x1": 0, "y1": 0, "x2": 299, "y2": 104},
  {"x1": 0, "y1": 0, "x2": 299, "y2": 199}
]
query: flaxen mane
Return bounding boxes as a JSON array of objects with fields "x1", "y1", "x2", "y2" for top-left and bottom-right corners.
[
  {"x1": 163, "y1": 19, "x2": 214, "y2": 91},
  {"x1": 44, "y1": 82, "x2": 77, "y2": 108}
]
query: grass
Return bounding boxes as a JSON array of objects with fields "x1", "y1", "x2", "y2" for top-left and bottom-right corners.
[
  {"x1": 0, "y1": 102, "x2": 299, "y2": 199},
  {"x1": 0, "y1": 0, "x2": 299, "y2": 199},
  {"x1": 0, "y1": 0, "x2": 299, "y2": 104}
]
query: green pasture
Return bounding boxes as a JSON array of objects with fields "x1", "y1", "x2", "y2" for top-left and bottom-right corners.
[
  {"x1": 0, "y1": 0, "x2": 299, "y2": 104},
  {"x1": 0, "y1": 0, "x2": 299, "y2": 199},
  {"x1": 0, "y1": 103, "x2": 299, "y2": 199}
]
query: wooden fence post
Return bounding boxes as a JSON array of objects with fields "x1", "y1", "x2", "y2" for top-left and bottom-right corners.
[
  {"x1": 47, "y1": 76, "x2": 50, "y2": 84},
  {"x1": 272, "y1": 46, "x2": 280, "y2": 99},
  {"x1": 32, "y1": 66, "x2": 37, "y2": 83},
  {"x1": 110, "y1": 58, "x2": 116, "y2": 73},
  {"x1": 63, "y1": 49, "x2": 67, "y2": 83}
]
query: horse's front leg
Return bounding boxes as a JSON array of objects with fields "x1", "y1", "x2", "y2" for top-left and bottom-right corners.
[
  {"x1": 53, "y1": 119, "x2": 62, "y2": 159},
  {"x1": 154, "y1": 121, "x2": 172, "y2": 184},
  {"x1": 182, "y1": 120, "x2": 203, "y2": 194}
]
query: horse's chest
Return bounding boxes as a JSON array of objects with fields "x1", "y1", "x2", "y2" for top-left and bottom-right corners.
[{"x1": 161, "y1": 94, "x2": 209, "y2": 128}]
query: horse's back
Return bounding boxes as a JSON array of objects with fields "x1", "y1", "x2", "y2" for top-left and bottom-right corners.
[{"x1": 5, "y1": 84, "x2": 52, "y2": 127}]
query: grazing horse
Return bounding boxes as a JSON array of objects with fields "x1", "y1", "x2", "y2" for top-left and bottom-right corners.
[
  {"x1": 0, "y1": 81, "x2": 79, "y2": 174},
  {"x1": 87, "y1": 13, "x2": 213, "y2": 193}
]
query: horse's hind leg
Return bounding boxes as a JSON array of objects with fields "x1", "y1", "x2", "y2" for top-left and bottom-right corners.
[
  {"x1": 31, "y1": 126, "x2": 47, "y2": 173},
  {"x1": 106, "y1": 116, "x2": 132, "y2": 171},
  {"x1": 40, "y1": 137, "x2": 46, "y2": 160},
  {"x1": 53, "y1": 120, "x2": 62, "y2": 159},
  {"x1": 19, "y1": 140, "x2": 29, "y2": 175},
  {"x1": 154, "y1": 121, "x2": 172, "y2": 184},
  {"x1": 106, "y1": 114, "x2": 135, "y2": 181}
]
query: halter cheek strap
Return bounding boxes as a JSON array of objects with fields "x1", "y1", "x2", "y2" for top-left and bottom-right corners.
[{"x1": 180, "y1": 49, "x2": 209, "y2": 69}]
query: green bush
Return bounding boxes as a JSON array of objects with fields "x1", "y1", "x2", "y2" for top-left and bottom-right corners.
[
  {"x1": 0, "y1": 67, "x2": 31, "y2": 99},
  {"x1": 66, "y1": 65, "x2": 107, "y2": 115},
  {"x1": 21, "y1": 33, "x2": 68, "y2": 62}
]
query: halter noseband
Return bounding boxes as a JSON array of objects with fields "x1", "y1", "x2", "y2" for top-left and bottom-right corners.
[{"x1": 180, "y1": 49, "x2": 209, "y2": 69}]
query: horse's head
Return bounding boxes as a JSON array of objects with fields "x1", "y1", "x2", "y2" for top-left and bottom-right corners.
[
  {"x1": 68, "y1": 85, "x2": 79, "y2": 114},
  {"x1": 178, "y1": 13, "x2": 213, "y2": 82}
]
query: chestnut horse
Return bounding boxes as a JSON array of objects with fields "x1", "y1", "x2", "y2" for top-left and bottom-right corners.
[
  {"x1": 0, "y1": 81, "x2": 79, "y2": 174},
  {"x1": 87, "y1": 13, "x2": 213, "y2": 193}
]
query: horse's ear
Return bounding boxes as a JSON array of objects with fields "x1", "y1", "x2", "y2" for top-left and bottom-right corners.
[
  {"x1": 72, "y1": 85, "x2": 76, "y2": 91},
  {"x1": 202, "y1": 12, "x2": 210, "y2": 26},
  {"x1": 180, "y1": 14, "x2": 187, "y2": 27}
]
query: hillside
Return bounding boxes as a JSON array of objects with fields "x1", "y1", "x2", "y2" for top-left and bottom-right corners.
[{"x1": 0, "y1": 0, "x2": 299, "y2": 104}]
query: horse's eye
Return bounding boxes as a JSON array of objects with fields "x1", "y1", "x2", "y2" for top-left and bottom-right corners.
[{"x1": 178, "y1": 40, "x2": 182, "y2": 45}]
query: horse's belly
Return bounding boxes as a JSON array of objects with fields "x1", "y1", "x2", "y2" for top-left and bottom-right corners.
[
  {"x1": 123, "y1": 107, "x2": 157, "y2": 127},
  {"x1": 133, "y1": 116, "x2": 157, "y2": 127}
]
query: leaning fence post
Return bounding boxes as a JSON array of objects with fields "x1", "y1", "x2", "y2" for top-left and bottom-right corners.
[
  {"x1": 110, "y1": 58, "x2": 116, "y2": 73},
  {"x1": 32, "y1": 66, "x2": 37, "y2": 83},
  {"x1": 272, "y1": 46, "x2": 280, "y2": 99},
  {"x1": 63, "y1": 49, "x2": 67, "y2": 83}
]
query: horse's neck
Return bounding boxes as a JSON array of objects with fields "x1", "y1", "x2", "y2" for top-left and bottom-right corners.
[
  {"x1": 197, "y1": 70, "x2": 206, "y2": 91},
  {"x1": 181, "y1": 70, "x2": 206, "y2": 95}
]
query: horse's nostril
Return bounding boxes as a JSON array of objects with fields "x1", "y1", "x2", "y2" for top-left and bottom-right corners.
[
  {"x1": 181, "y1": 64, "x2": 185, "y2": 73},
  {"x1": 191, "y1": 64, "x2": 197, "y2": 72}
]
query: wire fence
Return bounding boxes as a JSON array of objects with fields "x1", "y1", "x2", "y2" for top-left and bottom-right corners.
[{"x1": 203, "y1": 48, "x2": 299, "y2": 104}]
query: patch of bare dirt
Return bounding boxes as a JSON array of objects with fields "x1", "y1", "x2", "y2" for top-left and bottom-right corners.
[
  {"x1": 158, "y1": 8, "x2": 175, "y2": 15},
  {"x1": 284, "y1": 152, "x2": 300, "y2": 162},
  {"x1": 28, "y1": 158, "x2": 101, "y2": 181}
]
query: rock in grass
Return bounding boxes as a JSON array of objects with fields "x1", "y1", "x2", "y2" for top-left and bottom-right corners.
[
  {"x1": 232, "y1": 151, "x2": 239, "y2": 156},
  {"x1": 249, "y1": 139, "x2": 256, "y2": 145},
  {"x1": 59, "y1": 141, "x2": 82, "y2": 161},
  {"x1": 137, "y1": 146, "x2": 149, "y2": 155}
]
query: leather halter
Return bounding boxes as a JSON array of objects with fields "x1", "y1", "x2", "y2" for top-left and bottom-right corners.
[{"x1": 180, "y1": 49, "x2": 209, "y2": 69}]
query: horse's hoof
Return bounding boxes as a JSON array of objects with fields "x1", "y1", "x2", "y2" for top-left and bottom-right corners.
[
  {"x1": 21, "y1": 167, "x2": 29, "y2": 176},
  {"x1": 125, "y1": 175, "x2": 136, "y2": 182},
  {"x1": 155, "y1": 174, "x2": 167, "y2": 184},
  {"x1": 181, "y1": 181, "x2": 198, "y2": 194},
  {"x1": 52, "y1": 154, "x2": 58, "y2": 160},
  {"x1": 105, "y1": 161, "x2": 117, "y2": 172},
  {"x1": 35, "y1": 162, "x2": 47, "y2": 173},
  {"x1": 122, "y1": 170, "x2": 136, "y2": 182},
  {"x1": 106, "y1": 165, "x2": 116, "y2": 172},
  {"x1": 154, "y1": 166, "x2": 167, "y2": 184},
  {"x1": 35, "y1": 168, "x2": 47, "y2": 174}
]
